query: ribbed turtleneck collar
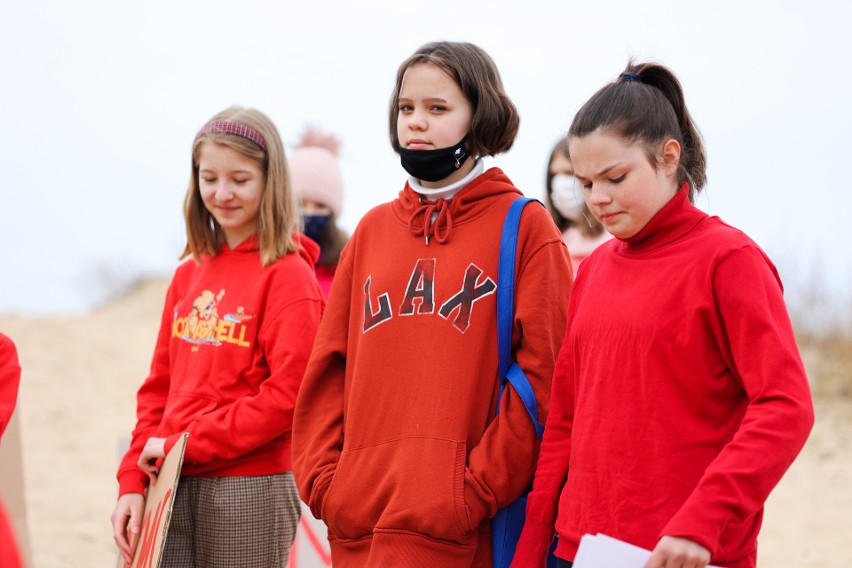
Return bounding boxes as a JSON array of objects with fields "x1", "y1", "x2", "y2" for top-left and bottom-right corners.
[
  {"x1": 620, "y1": 184, "x2": 707, "y2": 254},
  {"x1": 407, "y1": 159, "x2": 485, "y2": 201}
]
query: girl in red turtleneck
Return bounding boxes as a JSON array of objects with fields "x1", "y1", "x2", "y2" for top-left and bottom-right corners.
[{"x1": 511, "y1": 62, "x2": 814, "y2": 568}]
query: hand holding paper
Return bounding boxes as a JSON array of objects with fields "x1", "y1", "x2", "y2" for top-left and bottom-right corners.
[{"x1": 573, "y1": 533, "x2": 719, "y2": 568}]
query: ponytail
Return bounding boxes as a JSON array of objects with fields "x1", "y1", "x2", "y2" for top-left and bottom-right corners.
[{"x1": 568, "y1": 60, "x2": 707, "y2": 201}]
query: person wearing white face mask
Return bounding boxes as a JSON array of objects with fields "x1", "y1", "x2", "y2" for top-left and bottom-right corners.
[{"x1": 545, "y1": 138, "x2": 612, "y2": 274}]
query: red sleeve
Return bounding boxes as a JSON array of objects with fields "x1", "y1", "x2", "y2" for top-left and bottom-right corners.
[
  {"x1": 292, "y1": 244, "x2": 352, "y2": 519},
  {"x1": 510, "y1": 287, "x2": 579, "y2": 568},
  {"x1": 0, "y1": 333, "x2": 21, "y2": 439},
  {"x1": 661, "y1": 245, "x2": 815, "y2": 553},
  {"x1": 463, "y1": 206, "x2": 572, "y2": 529},
  {"x1": 116, "y1": 281, "x2": 178, "y2": 496}
]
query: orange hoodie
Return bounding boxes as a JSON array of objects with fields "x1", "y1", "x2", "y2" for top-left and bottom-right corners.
[
  {"x1": 292, "y1": 168, "x2": 572, "y2": 567},
  {"x1": 117, "y1": 235, "x2": 324, "y2": 496}
]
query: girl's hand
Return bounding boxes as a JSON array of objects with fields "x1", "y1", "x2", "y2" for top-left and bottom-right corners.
[
  {"x1": 110, "y1": 492, "x2": 145, "y2": 564},
  {"x1": 137, "y1": 437, "x2": 166, "y2": 486},
  {"x1": 643, "y1": 536, "x2": 711, "y2": 568}
]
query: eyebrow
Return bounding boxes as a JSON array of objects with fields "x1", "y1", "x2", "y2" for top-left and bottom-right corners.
[
  {"x1": 397, "y1": 96, "x2": 449, "y2": 103},
  {"x1": 199, "y1": 168, "x2": 256, "y2": 175},
  {"x1": 576, "y1": 162, "x2": 624, "y2": 179}
]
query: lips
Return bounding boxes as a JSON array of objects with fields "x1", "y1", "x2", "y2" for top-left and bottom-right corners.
[{"x1": 406, "y1": 139, "x2": 431, "y2": 149}]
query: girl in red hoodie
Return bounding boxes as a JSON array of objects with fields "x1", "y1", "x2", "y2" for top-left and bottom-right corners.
[
  {"x1": 0, "y1": 333, "x2": 23, "y2": 568},
  {"x1": 511, "y1": 62, "x2": 814, "y2": 568},
  {"x1": 292, "y1": 42, "x2": 572, "y2": 567},
  {"x1": 111, "y1": 106, "x2": 324, "y2": 567}
]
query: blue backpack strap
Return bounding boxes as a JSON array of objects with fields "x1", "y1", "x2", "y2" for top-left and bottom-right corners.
[{"x1": 496, "y1": 196, "x2": 545, "y2": 440}]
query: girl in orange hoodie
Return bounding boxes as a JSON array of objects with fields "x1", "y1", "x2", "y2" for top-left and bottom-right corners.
[{"x1": 292, "y1": 41, "x2": 572, "y2": 568}]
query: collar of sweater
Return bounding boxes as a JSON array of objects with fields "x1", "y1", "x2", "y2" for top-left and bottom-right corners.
[
  {"x1": 620, "y1": 183, "x2": 707, "y2": 254},
  {"x1": 407, "y1": 159, "x2": 486, "y2": 201}
]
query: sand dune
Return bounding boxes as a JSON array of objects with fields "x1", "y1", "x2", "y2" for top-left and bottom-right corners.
[{"x1": 1, "y1": 277, "x2": 849, "y2": 567}]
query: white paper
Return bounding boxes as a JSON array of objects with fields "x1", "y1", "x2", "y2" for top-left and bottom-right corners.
[{"x1": 573, "y1": 533, "x2": 719, "y2": 568}]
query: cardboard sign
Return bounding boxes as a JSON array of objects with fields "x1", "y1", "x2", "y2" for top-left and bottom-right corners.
[
  {"x1": 117, "y1": 433, "x2": 188, "y2": 568},
  {"x1": 287, "y1": 507, "x2": 332, "y2": 568}
]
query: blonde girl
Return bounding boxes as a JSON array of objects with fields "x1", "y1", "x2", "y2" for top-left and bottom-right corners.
[{"x1": 111, "y1": 106, "x2": 323, "y2": 567}]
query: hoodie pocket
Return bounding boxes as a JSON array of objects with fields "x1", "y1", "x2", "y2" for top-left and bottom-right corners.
[{"x1": 321, "y1": 437, "x2": 470, "y2": 543}]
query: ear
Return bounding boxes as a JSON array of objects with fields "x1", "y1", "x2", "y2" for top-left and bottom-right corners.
[{"x1": 659, "y1": 138, "x2": 681, "y2": 178}]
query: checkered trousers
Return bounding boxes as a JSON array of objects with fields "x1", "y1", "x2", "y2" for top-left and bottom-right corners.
[{"x1": 160, "y1": 473, "x2": 301, "y2": 567}]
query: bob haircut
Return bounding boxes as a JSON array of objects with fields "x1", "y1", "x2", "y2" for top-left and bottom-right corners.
[
  {"x1": 182, "y1": 106, "x2": 300, "y2": 266},
  {"x1": 545, "y1": 137, "x2": 606, "y2": 238},
  {"x1": 388, "y1": 41, "x2": 519, "y2": 157},
  {"x1": 568, "y1": 60, "x2": 707, "y2": 202}
]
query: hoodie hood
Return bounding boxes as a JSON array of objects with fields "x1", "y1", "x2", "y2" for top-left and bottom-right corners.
[
  {"x1": 295, "y1": 232, "x2": 322, "y2": 266},
  {"x1": 222, "y1": 232, "x2": 321, "y2": 267},
  {"x1": 392, "y1": 167, "x2": 522, "y2": 245}
]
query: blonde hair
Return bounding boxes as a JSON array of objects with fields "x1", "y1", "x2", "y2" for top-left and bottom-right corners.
[{"x1": 182, "y1": 106, "x2": 300, "y2": 266}]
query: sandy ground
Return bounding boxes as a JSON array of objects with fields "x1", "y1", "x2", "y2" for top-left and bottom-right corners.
[{"x1": 0, "y1": 277, "x2": 850, "y2": 567}]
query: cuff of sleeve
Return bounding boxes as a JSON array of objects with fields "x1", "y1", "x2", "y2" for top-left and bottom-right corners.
[
  {"x1": 463, "y1": 470, "x2": 492, "y2": 532},
  {"x1": 310, "y1": 467, "x2": 336, "y2": 520},
  {"x1": 511, "y1": 513, "x2": 553, "y2": 568},
  {"x1": 117, "y1": 469, "x2": 149, "y2": 497},
  {"x1": 661, "y1": 514, "x2": 719, "y2": 558}
]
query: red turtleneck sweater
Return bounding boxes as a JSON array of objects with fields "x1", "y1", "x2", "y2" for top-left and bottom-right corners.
[
  {"x1": 292, "y1": 168, "x2": 573, "y2": 567},
  {"x1": 117, "y1": 236, "x2": 324, "y2": 496},
  {"x1": 511, "y1": 189, "x2": 814, "y2": 568}
]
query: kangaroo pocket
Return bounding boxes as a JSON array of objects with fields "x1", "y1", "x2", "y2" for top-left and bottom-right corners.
[{"x1": 322, "y1": 437, "x2": 470, "y2": 543}]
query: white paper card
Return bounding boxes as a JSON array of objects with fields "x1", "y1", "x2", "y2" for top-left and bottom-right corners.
[{"x1": 573, "y1": 533, "x2": 719, "y2": 568}]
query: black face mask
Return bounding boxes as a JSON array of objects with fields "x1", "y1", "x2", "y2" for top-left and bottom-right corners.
[
  {"x1": 398, "y1": 136, "x2": 470, "y2": 182},
  {"x1": 302, "y1": 214, "x2": 329, "y2": 242}
]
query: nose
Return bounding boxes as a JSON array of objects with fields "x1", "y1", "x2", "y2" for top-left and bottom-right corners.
[
  {"x1": 407, "y1": 109, "x2": 427, "y2": 132},
  {"x1": 586, "y1": 184, "x2": 611, "y2": 207},
  {"x1": 214, "y1": 183, "x2": 233, "y2": 202}
]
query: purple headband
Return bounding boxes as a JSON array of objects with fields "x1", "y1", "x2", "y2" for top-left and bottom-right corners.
[{"x1": 194, "y1": 120, "x2": 267, "y2": 151}]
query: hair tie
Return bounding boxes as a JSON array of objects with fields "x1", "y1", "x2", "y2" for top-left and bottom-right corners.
[
  {"x1": 620, "y1": 72, "x2": 642, "y2": 83},
  {"x1": 194, "y1": 120, "x2": 267, "y2": 151}
]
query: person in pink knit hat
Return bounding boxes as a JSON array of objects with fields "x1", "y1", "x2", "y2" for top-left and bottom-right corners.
[{"x1": 289, "y1": 127, "x2": 350, "y2": 298}]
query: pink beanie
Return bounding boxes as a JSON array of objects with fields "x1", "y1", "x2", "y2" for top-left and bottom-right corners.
[{"x1": 289, "y1": 128, "x2": 344, "y2": 217}]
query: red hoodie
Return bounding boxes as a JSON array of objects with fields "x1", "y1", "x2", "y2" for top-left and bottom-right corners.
[
  {"x1": 292, "y1": 168, "x2": 573, "y2": 567},
  {"x1": 0, "y1": 333, "x2": 23, "y2": 568},
  {"x1": 117, "y1": 235, "x2": 324, "y2": 496}
]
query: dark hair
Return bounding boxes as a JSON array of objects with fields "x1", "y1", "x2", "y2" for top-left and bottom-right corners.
[
  {"x1": 545, "y1": 137, "x2": 605, "y2": 238},
  {"x1": 568, "y1": 61, "x2": 707, "y2": 201},
  {"x1": 388, "y1": 41, "x2": 519, "y2": 157}
]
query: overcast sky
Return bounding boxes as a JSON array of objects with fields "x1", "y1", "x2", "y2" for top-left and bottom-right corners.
[{"x1": 1, "y1": 0, "x2": 850, "y2": 318}]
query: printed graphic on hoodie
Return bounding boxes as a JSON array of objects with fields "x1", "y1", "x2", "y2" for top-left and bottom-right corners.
[
  {"x1": 171, "y1": 289, "x2": 255, "y2": 349},
  {"x1": 363, "y1": 258, "x2": 496, "y2": 334}
]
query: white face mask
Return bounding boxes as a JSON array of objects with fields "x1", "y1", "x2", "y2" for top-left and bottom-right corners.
[{"x1": 550, "y1": 174, "x2": 586, "y2": 221}]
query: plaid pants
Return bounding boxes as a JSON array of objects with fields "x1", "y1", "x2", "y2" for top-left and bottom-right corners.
[{"x1": 161, "y1": 473, "x2": 301, "y2": 568}]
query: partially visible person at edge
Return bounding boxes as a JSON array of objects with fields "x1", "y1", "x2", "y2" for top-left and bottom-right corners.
[
  {"x1": 289, "y1": 127, "x2": 349, "y2": 299},
  {"x1": 544, "y1": 137, "x2": 611, "y2": 274},
  {"x1": 110, "y1": 106, "x2": 323, "y2": 567},
  {"x1": 0, "y1": 333, "x2": 24, "y2": 568},
  {"x1": 510, "y1": 62, "x2": 814, "y2": 568},
  {"x1": 291, "y1": 41, "x2": 572, "y2": 567}
]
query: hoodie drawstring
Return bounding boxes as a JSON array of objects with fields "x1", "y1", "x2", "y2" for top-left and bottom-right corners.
[{"x1": 408, "y1": 197, "x2": 453, "y2": 245}]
